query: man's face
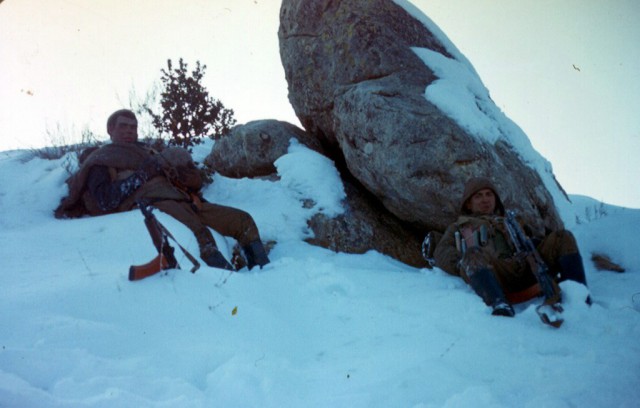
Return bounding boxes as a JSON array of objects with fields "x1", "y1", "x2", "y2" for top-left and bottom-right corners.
[
  {"x1": 109, "y1": 116, "x2": 138, "y2": 143},
  {"x1": 467, "y1": 188, "x2": 496, "y2": 215}
]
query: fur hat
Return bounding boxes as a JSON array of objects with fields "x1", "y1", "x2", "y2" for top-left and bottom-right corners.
[{"x1": 460, "y1": 177, "x2": 505, "y2": 215}]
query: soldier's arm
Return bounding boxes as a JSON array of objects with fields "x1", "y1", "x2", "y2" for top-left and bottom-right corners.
[
  {"x1": 175, "y1": 163, "x2": 203, "y2": 192},
  {"x1": 86, "y1": 156, "x2": 164, "y2": 212},
  {"x1": 86, "y1": 165, "x2": 144, "y2": 211}
]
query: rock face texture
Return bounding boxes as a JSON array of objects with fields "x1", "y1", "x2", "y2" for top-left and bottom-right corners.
[
  {"x1": 278, "y1": 0, "x2": 564, "y2": 234},
  {"x1": 205, "y1": 120, "x2": 324, "y2": 178},
  {"x1": 306, "y1": 178, "x2": 425, "y2": 267}
]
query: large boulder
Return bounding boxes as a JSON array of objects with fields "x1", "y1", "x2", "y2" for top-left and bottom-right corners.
[{"x1": 279, "y1": 0, "x2": 566, "y2": 234}]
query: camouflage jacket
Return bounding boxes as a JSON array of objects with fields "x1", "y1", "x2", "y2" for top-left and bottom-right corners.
[{"x1": 433, "y1": 214, "x2": 516, "y2": 276}]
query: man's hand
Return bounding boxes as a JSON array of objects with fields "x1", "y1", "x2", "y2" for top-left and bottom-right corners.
[
  {"x1": 137, "y1": 157, "x2": 163, "y2": 181},
  {"x1": 176, "y1": 165, "x2": 203, "y2": 191}
]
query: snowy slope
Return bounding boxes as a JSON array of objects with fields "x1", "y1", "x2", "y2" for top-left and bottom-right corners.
[{"x1": 0, "y1": 141, "x2": 639, "y2": 408}]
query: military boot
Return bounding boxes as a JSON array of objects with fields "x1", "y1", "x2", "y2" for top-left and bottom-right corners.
[
  {"x1": 558, "y1": 252, "x2": 591, "y2": 305},
  {"x1": 558, "y1": 253, "x2": 587, "y2": 285},
  {"x1": 460, "y1": 247, "x2": 514, "y2": 317},
  {"x1": 243, "y1": 240, "x2": 270, "y2": 270},
  {"x1": 196, "y1": 228, "x2": 234, "y2": 271},
  {"x1": 200, "y1": 242, "x2": 234, "y2": 271},
  {"x1": 467, "y1": 267, "x2": 515, "y2": 317}
]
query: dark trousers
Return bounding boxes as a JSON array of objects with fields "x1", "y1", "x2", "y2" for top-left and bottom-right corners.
[{"x1": 153, "y1": 200, "x2": 261, "y2": 246}]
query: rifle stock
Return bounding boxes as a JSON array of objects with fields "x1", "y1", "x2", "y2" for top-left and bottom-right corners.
[{"x1": 129, "y1": 253, "x2": 171, "y2": 281}]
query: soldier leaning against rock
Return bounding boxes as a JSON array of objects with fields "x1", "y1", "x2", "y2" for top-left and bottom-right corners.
[
  {"x1": 432, "y1": 177, "x2": 589, "y2": 317},
  {"x1": 55, "y1": 109, "x2": 269, "y2": 271}
]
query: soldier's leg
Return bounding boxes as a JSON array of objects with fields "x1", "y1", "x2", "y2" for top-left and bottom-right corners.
[
  {"x1": 197, "y1": 203, "x2": 258, "y2": 243},
  {"x1": 538, "y1": 230, "x2": 587, "y2": 286},
  {"x1": 152, "y1": 200, "x2": 233, "y2": 270},
  {"x1": 492, "y1": 257, "x2": 537, "y2": 294},
  {"x1": 152, "y1": 200, "x2": 203, "y2": 234},
  {"x1": 460, "y1": 247, "x2": 514, "y2": 317},
  {"x1": 198, "y1": 203, "x2": 270, "y2": 269}
]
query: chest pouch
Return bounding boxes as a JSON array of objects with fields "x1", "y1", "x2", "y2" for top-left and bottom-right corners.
[{"x1": 456, "y1": 224, "x2": 489, "y2": 254}]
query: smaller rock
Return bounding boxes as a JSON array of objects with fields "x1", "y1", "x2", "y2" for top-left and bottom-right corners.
[{"x1": 205, "y1": 120, "x2": 324, "y2": 178}]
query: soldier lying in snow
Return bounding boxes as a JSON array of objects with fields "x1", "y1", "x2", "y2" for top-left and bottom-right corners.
[{"x1": 55, "y1": 109, "x2": 269, "y2": 271}]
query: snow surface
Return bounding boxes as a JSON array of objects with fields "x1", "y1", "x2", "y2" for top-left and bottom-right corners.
[{"x1": 0, "y1": 139, "x2": 639, "y2": 408}]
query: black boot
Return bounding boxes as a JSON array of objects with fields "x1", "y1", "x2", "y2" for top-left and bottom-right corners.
[
  {"x1": 195, "y1": 228, "x2": 234, "y2": 271},
  {"x1": 200, "y1": 242, "x2": 235, "y2": 271},
  {"x1": 558, "y1": 252, "x2": 591, "y2": 305},
  {"x1": 467, "y1": 267, "x2": 515, "y2": 317},
  {"x1": 243, "y1": 240, "x2": 270, "y2": 270},
  {"x1": 558, "y1": 253, "x2": 587, "y2": 285}
]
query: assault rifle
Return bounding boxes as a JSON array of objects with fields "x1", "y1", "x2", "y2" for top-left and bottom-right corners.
[
  {"x1": 129, "y1": 201, "x2": 200, "y2": 281},
  {"x1": 503, "y1": 210, "x2": 564, "y2": 328}
]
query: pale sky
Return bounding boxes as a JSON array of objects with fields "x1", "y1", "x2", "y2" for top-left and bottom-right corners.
[{"x1": 1, "y1": 0, "x2": 638, "y2": 209}]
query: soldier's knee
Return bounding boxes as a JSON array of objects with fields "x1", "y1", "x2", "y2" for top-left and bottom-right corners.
[
  {"x1": 461, "y1": 247, "x2": 491, "y2": 270},
  {"x1": 236, "y1": 209, "x2": 256, "y2": 229},
  {"x1": 235, "y1": 210, "x2": 260, "y2": 241},
  {"x1": 553, "y1": 229, "x2": 579, "y2": 253}
]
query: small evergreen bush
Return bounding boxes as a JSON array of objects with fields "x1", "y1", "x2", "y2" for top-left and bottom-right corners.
[{"x1": 144, "y1": 58, "x2": 236, "y2": 151}]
